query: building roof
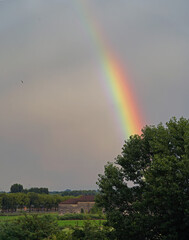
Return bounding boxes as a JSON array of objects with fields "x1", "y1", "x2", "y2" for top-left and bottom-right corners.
[{"x1": 60, "y1": 195, "x2": 95, "y2": 204}]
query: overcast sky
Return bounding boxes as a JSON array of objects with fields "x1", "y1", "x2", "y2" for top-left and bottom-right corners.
[{"x1": 1, "y1": 0, "x2": 189, "y2": 191}]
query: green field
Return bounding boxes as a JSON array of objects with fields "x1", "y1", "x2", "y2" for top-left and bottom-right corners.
[
  {"x1": 0, "y1": 213, "x2": 58, "y2": 222},
  {"x1": 0, "y1": 215, "x2": 21, "y2": 222},
  {"x1": 0, "y1": 214, "x2": 106, "y2": 228}
]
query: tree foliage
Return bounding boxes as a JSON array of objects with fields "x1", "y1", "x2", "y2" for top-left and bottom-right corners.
[
  {"x1": 97, "y1": 117, "x2": 189, "y2": 240},
  {"x1": 0, "y1": 193, "x2": 72, "y2": 212},
  {"x1": 23, "y1": 187, "x2": 49, "y2": 194},
  {"x1": 0, "y1": 214, "x2": 58, "y2": 240},
  {"x1": 10, "y1": 184, "x2": 23, "y2": 193},
  {"x1": 10, "y1": 184, "x2": 49, "y2": 194},
  {"x1": 47, "y1": 221, "x2": 109, "y2": 240},
  {"x1": 61, "y1": 190, "x2": 98, "y2": 197}
]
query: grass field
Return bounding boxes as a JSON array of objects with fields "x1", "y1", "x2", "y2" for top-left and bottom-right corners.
[
  {"x1": 0, "y1": 214, "x2": 106, "y2": 228},
  {"x1": 0, "y1": 215, "x2": 21, "y2": 222},
  {"x1": 0, "y1": 213, "x2": 58, "y2": 222}
]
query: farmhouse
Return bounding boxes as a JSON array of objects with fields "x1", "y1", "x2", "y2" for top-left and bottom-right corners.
[{"x1": 58, "y1": 195, "x2": 95, "y2": 214}]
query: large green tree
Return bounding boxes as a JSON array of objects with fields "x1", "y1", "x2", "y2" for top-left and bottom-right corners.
[
  {"x1": 97, "y1": 117, "x2": 189, "y2": 240},
  {"x1": 10, "y1": 183, "x2": 23, "y2": 193}
]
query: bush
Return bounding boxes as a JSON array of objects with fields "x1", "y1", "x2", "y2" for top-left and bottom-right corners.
[
  {"x1": 0, "y1": 214, "x2": 59, "y2": 240},
  {"x1": 72, "y1": 221, "x2": 109, "y2": 240},
  {"x1": 58, "y1": 213, "x2": 85, "y2": 220},
  {"x1": 57, "y1": 213, "x2": 106, "y2": 221},
  {"x1": 48, "y1": 221, "x2": 110, "y2": 240}
]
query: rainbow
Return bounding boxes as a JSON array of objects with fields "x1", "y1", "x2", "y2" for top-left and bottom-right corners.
[{"x1": 75, "y1": 0, "x2": 144, "y2": 138}]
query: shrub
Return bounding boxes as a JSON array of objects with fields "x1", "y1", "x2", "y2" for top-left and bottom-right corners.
[
  {"x1": 0, "y1": 214, "x2": 59, "y2": 240},
  {"x1": 57, "y1": 213, "x2": 106, "y2": 221}
]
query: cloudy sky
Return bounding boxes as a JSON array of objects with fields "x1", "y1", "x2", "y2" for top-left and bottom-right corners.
[{"x1": 1, "y1": 0, "x2": 189, "y2": 191}]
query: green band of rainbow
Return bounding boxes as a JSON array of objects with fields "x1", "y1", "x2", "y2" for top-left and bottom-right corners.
[{"x1": 75, "y1": 0, "x2": 144, "y2": 138}]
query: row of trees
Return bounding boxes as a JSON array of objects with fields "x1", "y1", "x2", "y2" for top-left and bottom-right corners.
[
  {"x1": 10, "y1": 184, "x2": 49, "y2": 194},
  {"x1": 0, "y1": 193, "x2": 71, "y2": 212},
  {"x1": 10, "y1": 184, "x2": 97, "y2": 196},
  {"x1": 60, "y1": 190, "x2": 98, "y2": 197}
]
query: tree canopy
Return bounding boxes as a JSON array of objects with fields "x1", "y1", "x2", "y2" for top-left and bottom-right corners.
[
  {"x1": 23, "y1": 187, "x2": 49, "y2": 194},
  {"x1": 0, "y1": 192, "x2": 73, "y2": 212},
  {"x1": 10, "y1": 183, "x2": 23, "y2": 193},
  {"x1": 61, "y1": 190, "x2": 98, "y2": 197},
  {"x1": 97, "y1": 117, "x2": 189, "y2": 240},
  {"x1": 9, "y1": 184, "x2": 49, "y2": 195}
]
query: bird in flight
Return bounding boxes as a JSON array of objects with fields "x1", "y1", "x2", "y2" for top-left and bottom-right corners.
[{"x1": 21, "y1": 80, "x2": 23, "y2": 84}]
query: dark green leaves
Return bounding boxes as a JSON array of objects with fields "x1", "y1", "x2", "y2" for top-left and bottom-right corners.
[{"x1": 97, "y1": 117, "x2": 189, "y2": 240}]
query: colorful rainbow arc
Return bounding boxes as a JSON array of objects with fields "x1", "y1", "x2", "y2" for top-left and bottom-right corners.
[{"x1": 75, "y1": 0, "x2": 144, "y2": 138}]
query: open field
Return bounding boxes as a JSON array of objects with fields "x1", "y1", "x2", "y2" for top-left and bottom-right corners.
[
  {"x1": 0, "y1": 215, "x2": 20, "y2": 222},
  {"x1": 0, "y1": 213, "x2": 58, "y2": 222},
  {"x1": 0, "y1": 214, "x2": 106, "y2": 228}
]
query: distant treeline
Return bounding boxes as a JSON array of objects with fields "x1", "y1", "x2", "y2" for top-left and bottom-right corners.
[
  {"x1": 9, "y1": 184, "x2": 98, "y2": 197},
  {"x1": 0, "y1": 184, "x2": 98, "y2": 212},
  {"x1": 22, "y1": 187, "x2": 49, "y2": 194},
  {"x1": 0, "y1": 192, "x2": 73, "y2": 212},
  {"x1": 50, "y1": 190, "x2": 98, "y2": 196},
  {"x1": 10, "y1": 183, "x2": 49, "y2": 194}
]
